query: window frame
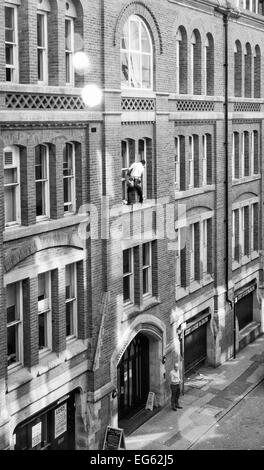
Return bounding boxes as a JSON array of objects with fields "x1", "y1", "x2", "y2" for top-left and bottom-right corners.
[
  {"x1": 4, "y1": 145, "x2": 21, "y2": 227},
  {"x1": 5, "y1": 3, "x2": 19, "y2": 83},
  {"x1": 65, "y1": 16, "x2": 74, "y2": 85},
  {"x1": 37, "y1": 11, "x2": 48, "y2": 84},
  {"x1": 7, "y1": 281, "x2": 23, "y2": 369},
  {"x1": 188, "y1": 136, "x2": 194, "y2": 188},
  {"x1": 65, "y1": 263, "x2": 78, "y2": 340},
  {"x1": 142, "y1": 242, "x2": 152, "y2": 296},
  {"x1": 63, "y1": 142, "x2": 76, "y2": 215},
  {"x1": 35, "y1": 144, "x2": 50, "y2": 220},
  {"x1": 121, "y1": 14, "x2": 153, "y2": 91},
  {"x1": 38, "y1": 271, "x2": 52, "y2": 354},
  {"x1": 123, "y1": 248, "x2": 134, "y2": 305},
  {"x1": 175, "y1": 137, "x2": 180, "y2": 190}
]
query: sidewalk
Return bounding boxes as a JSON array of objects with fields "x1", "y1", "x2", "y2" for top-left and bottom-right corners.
[{"x1": 126, "y1": 335, "x2": 264, "y2": 450}]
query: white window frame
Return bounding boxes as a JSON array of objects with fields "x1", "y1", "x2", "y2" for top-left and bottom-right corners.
[
  {"x1": 189, "y1": 223, "x2": 195, "y2": 281},
  {"x1": 241, "y1": 132, "x2": 246, "y2": 177},
  {"x1": 65, "y1": 17, "x2": 74, "y2": 85},
  {"x1": 202, "y1": 219, "x2": 208, "y2": 274},
  {"x1": 63, "y1": 142, "x2": 76, "y2": 214},
  {"x1": 123, "y1": 248, "x2": 134, "y2": 305},
  {"x1": 175, "y1": 137, "x2": 180, "y2": 190},
  {"x1": 142, "y1": 242, "x2": 152, "y2": 296},
  {"x1": 121, "y1": 140, "x2": 130, "y2": 201},
  {"x1": 38, "y1": 271, "x2": 52, "y2": 354},
  {"x1": 175, "y1": 229, "x2": 181, "y2": 287},
  {"x1": 65, "y1": 263, "x2": 77, "y2": 340},
  {"x1": 121, "y1": 15, "x2": 153, "y2": 90},
  {"x1": 137, "y1": 139, "x2": 147, "y2": 199},
  {"x1": 189, "y1": 136, "x2": 194, "y2": 188},
  {"x1": 37, "y1": 11, "x2": 48, "y2": 84},
  {"x1": 5, "y1": 3, "x2": 18, "y2": 83},
  {"x1": 35, "y1": 144, "x2": 50, "y2": 220},
  {"x1": 4, "y1": 146, "x2": 20, "y2": 227},
  {"x1": 202, "y1": 135, "x2": 207, "y2": 186},
  {"x1": 7, "y1": 281, "x2": 23, "y2": 369}
]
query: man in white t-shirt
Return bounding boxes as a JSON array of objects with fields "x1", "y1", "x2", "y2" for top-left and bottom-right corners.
[
  {"x1": 126, "y1": 159, "x2": 146, "y2": 205},
  {"x1": 170, "y1": 363, "x2": 183, "y2": 411}
]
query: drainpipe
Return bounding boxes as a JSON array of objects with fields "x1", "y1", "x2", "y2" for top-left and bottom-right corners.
[{"x1": 216, "y1": 5, "x2": 241, "y2": 359}]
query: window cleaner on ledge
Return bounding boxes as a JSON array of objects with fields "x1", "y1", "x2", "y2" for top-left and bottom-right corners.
[{"x1": 126, "y1": 159, "x2": 146, "y2": 205}]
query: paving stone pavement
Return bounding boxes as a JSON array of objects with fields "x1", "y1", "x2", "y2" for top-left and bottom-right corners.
[{"x1": 125, "y1": 335, "x2": 264, "y2": 450}]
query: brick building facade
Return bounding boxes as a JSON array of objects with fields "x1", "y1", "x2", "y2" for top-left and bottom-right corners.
[{"x1": 0, "y1": 0, "x2": 264, "y2": 450}]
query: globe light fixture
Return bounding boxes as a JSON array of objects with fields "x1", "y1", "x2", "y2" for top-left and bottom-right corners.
[
  {"x1": 72, "y1": 51, "x2": 90, "y2": 74},
  {"x1": 81, "y1": 84, "x2": 103, "y2": 108}
]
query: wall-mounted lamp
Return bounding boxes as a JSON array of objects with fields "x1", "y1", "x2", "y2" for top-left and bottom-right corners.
[
  {"x1": 162, "y1": 355, "x2": 166, "y2": 364},
  {"x1": 112, "y1": 389, "x2": 118, "y2": 399}
]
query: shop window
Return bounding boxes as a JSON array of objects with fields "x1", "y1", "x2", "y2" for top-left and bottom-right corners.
[
  {"x1": 6, "y1": 281, "x2": 23, "y2": 368},
  {"x1": 121, "y1": 15, "x2": 153, "y2": 90},
  {"x1": 4, "y1": 146, "x2": 20, "y2": 227},
  {"x1": 65, "y1": 263, "x2": 77, "y2": 339},
  {"x1": 254, "y1": 45, "x2": 261, "y2": 98},
  {"x1": 142, "y1": 243, "x2": 152, "y2": 296},
  {"x1": 191, "y1": 30, "x2": 202, "y2": 95},
  {"x1": 205, "y1": 34, "x2": 214, "y2": 96},
  {"x1": 38, "y1": 272, "x2": 52, "y2": 353},
  {"x1": 176, "y1": 27, "x2": 188, "y2": 94},
  {"x1": 244, "y1": 43, "x2": 252, "y2": 98},
  {"x1": 63, "y1": 142, "x2": 76, "y2": 214},
  {"x1": 5, "y1": 3, "x2": 18, "y2": 82},
  {"x1": 234, "y1": 41, "x2": 242, "y2": 97},
  {"x1": 35, "y1": 144, "x2": 49, "y2": 219},
  {"x1": 123, "y1": 249, "x2": 134, "y2": 304}
]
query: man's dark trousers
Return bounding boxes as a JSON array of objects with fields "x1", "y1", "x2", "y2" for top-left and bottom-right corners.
[
  {"x1": 127, "y1": 178, "x2": 143, "y2": 204},
  {"x1": 170, "y1": 383, "x2": 181, "y2": 409}
]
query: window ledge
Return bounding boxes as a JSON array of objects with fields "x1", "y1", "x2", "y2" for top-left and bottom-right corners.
[
  {"x1": 175, "y1": 185, "x2": 215, "y2": 200},
  {"x1": 189, "y1": 280, "x2": 201, "y2": 293},
  {"x1": 176, "y1": 286, "x2": 188, "y2": 300},
  {"x1": 121, "y1": 89, "x2": 155, "y2": 99},
  {"x1": 232, "y1": 175, "x2": 261, "y2": 186},
  {"x1": 121, "y1": 199, "x2": 157, "y2": 214},
  {"x1": 232, "y1": 260, "x2": 241, "y2": 271}
]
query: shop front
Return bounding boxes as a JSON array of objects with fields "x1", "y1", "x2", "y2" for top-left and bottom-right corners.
[
  {"x1": 14, "y1": 391, "x2": 76, "y2": 450},
  {"x1": 235, "y1": 282, "x2": 257, "y2": 331}
]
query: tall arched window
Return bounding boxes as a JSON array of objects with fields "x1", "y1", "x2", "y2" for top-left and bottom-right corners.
[
  {"x1": 205, "y1": 33, "x2": 214, "y2": 95},
  {"x1": 254, "y1": 45, "x2": 261, "y2": 98},
  {"x1": 121, "y1": 15, "x2": 153, "y2": 90},
  {"x1": 234, "y1": 40, "x2": 242, "y2": 97},
  {"x1": 244, "y1": 43, "x2": 252, "y2": 97},
  {"x1": 176, "y1": 26, "x2": 188, "y2": 94},
  {"x1": 191, "y1": 30, "x2": 201, "y2": 95}
]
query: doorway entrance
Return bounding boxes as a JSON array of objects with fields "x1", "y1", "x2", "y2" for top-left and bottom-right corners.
[{"x1": 117, "y1": 333, "x2": 149, "y2": 421}]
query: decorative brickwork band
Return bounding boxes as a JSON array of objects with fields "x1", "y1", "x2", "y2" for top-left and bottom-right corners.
[{"x1": 5, "y1": 93, "x2": 86, "y2": 110}]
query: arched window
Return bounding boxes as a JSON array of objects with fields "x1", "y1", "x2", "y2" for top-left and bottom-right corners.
[
  {"x1": 205, "y1": 34, "x2": 214, "y2": 95},
  {"x1": 121, "y1": 15, "x2": 153, "y2": 90},
  {"x1": 176, "y1": 27, "x2": 188, "y2": 94},
  {"x1": 254, "y1": 45, "x2": 261, "y2": 98},
  {"x1": 191, "y1": 30, "x2": 201, "y2": 95},
  {"x1": 244, "y1": 43, "x2": 252, "y2": 97},
  {"x1": 234, "y1": 41, "x2": 242, "y2": 97}
]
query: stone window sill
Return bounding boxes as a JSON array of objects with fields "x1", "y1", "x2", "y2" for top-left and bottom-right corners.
[
  {"x1": 232, "y1": 174, "x2": 260, "y2": 186},
  {"x1": 175, "y1": 185, "x2": 215, "y2": 200},
  {"x1": 122, "y1": 296, "x2": 160, "y2": 322}
]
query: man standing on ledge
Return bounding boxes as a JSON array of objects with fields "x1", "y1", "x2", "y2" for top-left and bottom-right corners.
[
  {"x1": 170, "y1": 363, "x2": 183, "y2": 411},
  {"x1": 126, "y1": 159, "x2": 146, "y2": 205}
]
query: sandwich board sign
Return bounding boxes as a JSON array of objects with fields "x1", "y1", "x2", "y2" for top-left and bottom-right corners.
[
  {"x1": 103, "y1": 426, "x2": 126, "y2": 450},
  {"x1": 145, "y1": 392, "x2": 158, "y2": 411}
]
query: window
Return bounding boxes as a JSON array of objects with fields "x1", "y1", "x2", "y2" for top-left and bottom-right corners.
[
  {"x1": 254, "y1": 46, "x2": 261, "y2": 98},
  {"x1": 189, "y1": 135, "x2": 199, "y2": 188},
  {"x1": 252, "y1": 203, "x2": 259, "y2": 252},
  {"x1": 175, "y1": 137, "x2": 180, "y2": 189},
  {"x1": 176, "y1": 27, "x2": 188, "y2": 94},
  {"x1": 5, "y1": 4, "x2": 18, "y2": 82},
  {"x1": 202, "y1": 219, "x2": 208, "y2": 274},
  {"x1": 234, "y1": 41, "x2": 242, "y2": 97},
  {"x1": 244, "y1": 43, "x2": 252, "y2": 98},
  {"x1": 242, "y1": 206, "x2": 250, "y2": 256},
  {"x1": 232, "y1": 132, "x2": 240, "y2": 179},
  {"x1": 35, "y1": 145, "x2": 49, "y2": 218},
  {"x1": 188, "y1": 137, "x2": 194, "y2": 188},
  {"x1": 252, "y1": 130, "x2": 259, "y2": 174},
  {"x1": 202, "y1": 134, "x2": 212, "y2": 186},
  {"x1": 38, "y1": 272, "x2": 52, "y2": 352},
  {"x1": 121, "y1": 140, "x2": 130, "y2": 201},
  {"x1": 191, "y1": 30, "x2": 201, "y2": 95},
  {"x1": 138, "y1": 139, "x2": 147, "y2": 199},
  {"x1": 65, "y1": 17, "x2": 74, "y2": 85},
  {"x1": 37, "y1": 12, "x2": 48, "y2": 83},
  {"x1": 142, "y1": 243, "x2": 152, "y2": 295},
  {"x1": 4, "y1": 146, "x2": 20, "y2": 226},
  {"x1": 205, "y1": 34, "x2": 214, "y2": 96},
  {"x1": 65, "y1": 264, "x2": 77, "y2": 338},
  {"x1": 7, "y1": 282, "x2": 23, "y2": 367},
  {"x1": 242, "y1": 131, "x2": 249, "y2": 177},
  {"x1": 63, "y1": 143, "x2": 76, "y2": 213},
  {"x1": 123, "y1": 249, "x2": 134, "y2": 304},
  {"x1": 232, "y1": 209, "x2": 240, "y2": 262},
  {"x1": 121, "y1": 15, "x2": 153, "y2": 90}
]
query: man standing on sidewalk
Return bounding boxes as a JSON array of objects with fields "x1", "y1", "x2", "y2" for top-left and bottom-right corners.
[
  {"x1": 126, "y1": 159, "x2": 146, "y2": 205},
  {"x1": 170, "y1": 363, "x2": 183, "y2": 411}
]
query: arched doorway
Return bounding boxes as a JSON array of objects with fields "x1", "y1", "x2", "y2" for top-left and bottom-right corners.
[{"x1": 117, "y1": 333, "x2": 149, "y2": 421}]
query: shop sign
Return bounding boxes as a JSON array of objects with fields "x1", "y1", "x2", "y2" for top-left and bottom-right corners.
[
  {"x1": 235, "y1": 284, "x2": 256, "y2": 303},
  {"x1": 54, "y1": 403, "x2": 67, "y2": 439},
  {"x1": 32, "y1": 422, "x2": 42, "y2": 448},
  {"x1": 145, "y1": 392, "x2": 158, "y2": 411},
  {"x1": 184, "y1": 315, "x2": 210, "y2": 337},
  {"x1": 103, "y1": 426, "x2": 126, "y2": 450}
]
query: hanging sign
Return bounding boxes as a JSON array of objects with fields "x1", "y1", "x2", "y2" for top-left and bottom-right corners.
[
  {"x1": 32, "y1": 422, "x2": 42, "y2": 448},
  {"x1": 103, "y1": 426, "x2": 126, "y2": 450},
  {"x1": 145, "y1": 392, "x2": 158, "y2": 411},
  {"x1": 54, "y1": 403, "x2": 67, "y2": 439}
]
